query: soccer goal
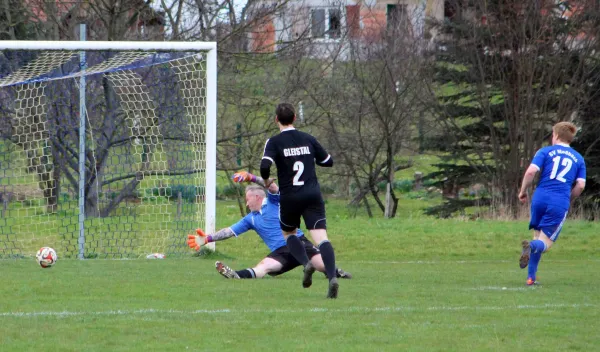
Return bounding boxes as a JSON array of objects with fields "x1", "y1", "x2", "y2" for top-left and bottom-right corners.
[{"x1": 0, "y1": 41, "x2": 217, "y2": 259}]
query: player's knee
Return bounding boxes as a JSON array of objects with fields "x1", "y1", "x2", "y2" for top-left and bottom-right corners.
[
  {"x1": 252, "y1": 266, "x2": 268, "y2": 278},
  {"x1": 310, "y1": 218, "x2": 327, "y2": 230},
  {"x1": 311, "y1": 256, "x2": 326, "y2": 272},
  {"x1": 282, "y1": 230, "x2": 297, "y2": 239},
  {"x1": 309, "y1": 229, "x2": 328, "y2": 244}
]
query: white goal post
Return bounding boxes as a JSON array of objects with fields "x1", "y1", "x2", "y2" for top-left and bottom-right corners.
[{"x1": 0, "y1": 41, "x2": 217, "y2": 258}]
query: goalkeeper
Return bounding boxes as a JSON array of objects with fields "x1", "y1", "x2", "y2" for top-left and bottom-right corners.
[{"x1": 186, "y1": 171, "x2": 351, "y2": 284}]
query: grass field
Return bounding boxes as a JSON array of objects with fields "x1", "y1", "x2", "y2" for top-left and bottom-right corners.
[{"x1": 1, "y1": 199, "x2": 599, "y2": 351}]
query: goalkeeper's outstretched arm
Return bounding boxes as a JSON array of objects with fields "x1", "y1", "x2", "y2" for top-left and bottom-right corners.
[
  {"x1": 253, "y1": 176, "x2": 278, "y2": 194},
  {"x1": 187, "y1": 228, "x2": 236, "y2": 251},
  {"x1": 210, "y1": 228, "x2": 236, "y2": 242},
  {"x1": 232, "y1": 171, "x2": 278, "y2": 193}
]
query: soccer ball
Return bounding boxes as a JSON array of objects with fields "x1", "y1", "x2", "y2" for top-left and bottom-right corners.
[{"x1": 35, "y1": 247, "x2": 57, "y2": 268}]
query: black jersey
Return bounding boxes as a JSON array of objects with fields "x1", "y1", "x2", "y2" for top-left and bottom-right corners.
[{"x1": 261, "y1": 128, "x2": 332, "y2": 195}]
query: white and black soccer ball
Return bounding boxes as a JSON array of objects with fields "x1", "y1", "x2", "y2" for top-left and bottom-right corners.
[{"x1": 35, "y1": 247, "x2": 57, "y2": 268}]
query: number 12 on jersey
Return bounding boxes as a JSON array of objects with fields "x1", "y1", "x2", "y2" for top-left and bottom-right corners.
[{"x1": 549, "y1": 156, "x2": 572, "y2": 183}]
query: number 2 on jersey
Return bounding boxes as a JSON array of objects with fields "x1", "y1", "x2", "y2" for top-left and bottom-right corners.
[
  {"x1": 549, "y1": 156, "x2": 572, "y2": 183},
  {"x1": 293, "y1": 161, "x2": 305, "y2": 186}
]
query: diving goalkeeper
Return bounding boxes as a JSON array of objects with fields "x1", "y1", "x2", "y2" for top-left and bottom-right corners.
[{"x1": 186, "y1": 171, "x2": 351, "y2": 284}]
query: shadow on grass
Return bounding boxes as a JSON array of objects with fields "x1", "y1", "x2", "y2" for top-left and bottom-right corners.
[{"x1": 191, "y1": 247, "x2": 236, "y2": 261}]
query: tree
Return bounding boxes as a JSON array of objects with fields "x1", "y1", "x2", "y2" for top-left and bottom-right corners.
[
  {"x1": 306, "y1": 7, "x2": 432, "y2": 218},
  {"x1": 0, "y1": 0, "x2": 169, "y2": 216},
  {"x1": 158, "y1": 0, "x2": 325, "y2": 216},
  {"x1": 424, "y1": 0, "x2": 600, "y2": 217},
  {"x1": 0, "y1": 0, "x2": 37, "y2": 40}
]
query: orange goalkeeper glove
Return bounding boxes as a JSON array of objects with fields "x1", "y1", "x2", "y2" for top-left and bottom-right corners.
[
  {"x1": 232, "y1": 171, "x2": 256, "y2": 183},
  {"x1": 187, "y1": 228, "x2": 209, "y2": 251}
]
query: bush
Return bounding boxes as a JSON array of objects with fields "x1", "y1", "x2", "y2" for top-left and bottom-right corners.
[
  {"x1": 145, "y1": 185, "x2": 204, "y2": 203},
  {"x1": 376, "y1": 179, "x2": 414, "y2": 193},
  {"x1": 218, "y1": 184, "x2": 244, "y2": 199},
  {"x1": 171, "y1": 185, "x2": 203, "y2": 203},
  {"x1": 394, "y1": 179, "x2": 414, "y2": 193}
]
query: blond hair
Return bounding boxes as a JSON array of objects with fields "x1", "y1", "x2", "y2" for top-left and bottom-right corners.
[
  {"x1": 553, "y1": 122, "x2": 578, "y2": 144},
  {"x1": 245, "y1": 185, "x2": 266, "y2": 197}
]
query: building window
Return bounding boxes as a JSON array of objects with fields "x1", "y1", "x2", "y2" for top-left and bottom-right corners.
[
  {"x1": 311, "y1": 8, "x2": 342, "y2": 39},
  {"x1": 387, "y1": 4, "x2": 408, "y2": 31}
]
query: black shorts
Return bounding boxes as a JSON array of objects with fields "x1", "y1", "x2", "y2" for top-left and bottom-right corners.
[
  {"x1": 267, "y1": 236, "x2": 320, "y2": 277},
  {"x1": 279, "y1": 192, "x2": 326, "y2": 232}
]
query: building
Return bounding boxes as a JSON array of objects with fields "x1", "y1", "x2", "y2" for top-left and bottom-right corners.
[
  {"x1": 25, "y1": 0, "x2": 165, "y2": 41},
  {"x1": 247, "y1": 0, "x2": 444, "y2": 59}
]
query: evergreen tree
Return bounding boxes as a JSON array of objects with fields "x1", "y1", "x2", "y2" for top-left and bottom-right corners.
[{"x1": 425, "y1": 0, "x2": 600, "y2": 217}]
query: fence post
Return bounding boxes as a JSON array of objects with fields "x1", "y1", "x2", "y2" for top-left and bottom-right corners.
[
  {"x1": 177, "y1": 192, "x2": 182, "y2": 219},
  {"x1": 2, "y1": 198, "x2": 7, "y2": 218},
  {"x1": 414, "y1": 171, "x2": 423, "y2": 191}
]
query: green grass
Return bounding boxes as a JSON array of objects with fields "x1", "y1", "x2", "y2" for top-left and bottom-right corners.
[
  {"x1": 1, "y1": 259, "x2": 599, "y2": 351},
  {"x1": 1, "y1": 198, "x2": 599, "y2": 351}
]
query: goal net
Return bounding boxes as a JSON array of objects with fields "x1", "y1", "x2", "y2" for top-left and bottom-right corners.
[{"x1": 0, "y1": 41, "x2": 216, "y2": 259}]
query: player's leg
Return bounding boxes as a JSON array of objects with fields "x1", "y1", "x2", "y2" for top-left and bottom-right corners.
[
  {"x1": 284, "y1": 230, "x2": 311, "y2": 266},
  {"x1": 525, "y1": 234, "x2": 546, "y2": 285},
  {"x1": 265, "y1": 250, "x2": 304, "y2": 278},
  {"x1": 297, "y1": 236, "x2": 321, "y2": 288},
  {"x1": 310, "y1": 229, "x2": 337, "y2": 278},
  {"x1": 521, "y1": 201, "x2": 544, "y2": 268},
  {"x1": 526, "y1": 206, "x2": 567, "y2": 285},
  {"x1": 309, "y1": 254, "x2": 325, "y2": 272},
  {"x1": 309, "y1": 254, "x2": 353, "y2": 279},
  {"x1": 215, "y1": 256, "x2": 284, "y2": 279},
  {"x1": 267, "y1": 241, "x2": 352, "y2": 281},
  {"x1": 533, "y1": 229, "x2": 554, "y2": 250},
  {"x1": 249, "y1": 257, "x2": 285, "y2": 278},
  {"x1": 307, "y1": 229, "x2": 336, "y2": 281},
  {"x1": 303, "y1": 199, "x2": 338, "y2": 298},
  {"x1": 280, "y1": 197, "x2": 311, "y2": 268}
]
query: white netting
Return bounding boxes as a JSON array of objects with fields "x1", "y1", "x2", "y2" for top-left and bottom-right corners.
[
  {"x1": 170, "y1": 55, "x2": 207, "y2": 229},
  {"x1": 105, "y1": 70, "x2": 172, "y2": 254},
  {"x1": 62, "y1": 52, "x2": 157, "y2": 80},
  {"x1": 0, "y1": 51, "x2": 75, "y2": 87},
  {"x1": 0, "y1": 48, "x2": 212, "y2": 258}
]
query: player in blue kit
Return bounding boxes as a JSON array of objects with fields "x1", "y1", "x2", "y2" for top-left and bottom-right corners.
[
  {"x1": 186, "y1": 172, "x2": 351, "y2": 282},
  {"x1": 518, "y1": 122, "x2": 586, "y2": 285}
]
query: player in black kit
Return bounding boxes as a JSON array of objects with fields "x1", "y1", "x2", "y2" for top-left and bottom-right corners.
[{"x1": 260, "y1": 102, "x2": 339, "y2": 298}]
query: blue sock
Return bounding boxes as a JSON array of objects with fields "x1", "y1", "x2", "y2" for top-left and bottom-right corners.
[
  {"x1": 530, "y1": 240, "x2": 545, "y2": 253},
  {"x1": 528, "y1": 240, "x2": 546, "y2": 280}
]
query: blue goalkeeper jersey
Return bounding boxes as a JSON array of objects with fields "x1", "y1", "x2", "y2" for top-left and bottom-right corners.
[
  {"x1": 531, "y1": 143, "x2": 586, "y2": 207},
  {"x1": 229, "y1": 191, "x2": 304, "y2": 252}
]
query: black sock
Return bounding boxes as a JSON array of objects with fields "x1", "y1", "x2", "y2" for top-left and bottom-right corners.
[
  {"x1": 286, "y1": 235, "x2": 309, "y2": 266},
  {"x1": 236, "y1": 268, "x2": 256, "y2": 279},
  {"x1": 319, "y1": 240, "x2": 337, "y2": 280}
]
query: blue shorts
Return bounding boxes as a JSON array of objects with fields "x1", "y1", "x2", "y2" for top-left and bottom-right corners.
[{"x1": 529, "y1": 201, "x2": 568, "y2": 242}]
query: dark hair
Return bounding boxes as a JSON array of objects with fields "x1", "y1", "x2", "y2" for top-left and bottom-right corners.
[{"x1": 276, "y1": 103, "x2": 295, "y2": 125}]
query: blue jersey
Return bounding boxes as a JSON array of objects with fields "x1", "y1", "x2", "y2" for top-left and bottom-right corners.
[
  {"x1": 531, "y1": 144, "x2": 586, "y2": 207},
  {"x1": 229, "y1": 191, "x2": 304, "y2": 252}
]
